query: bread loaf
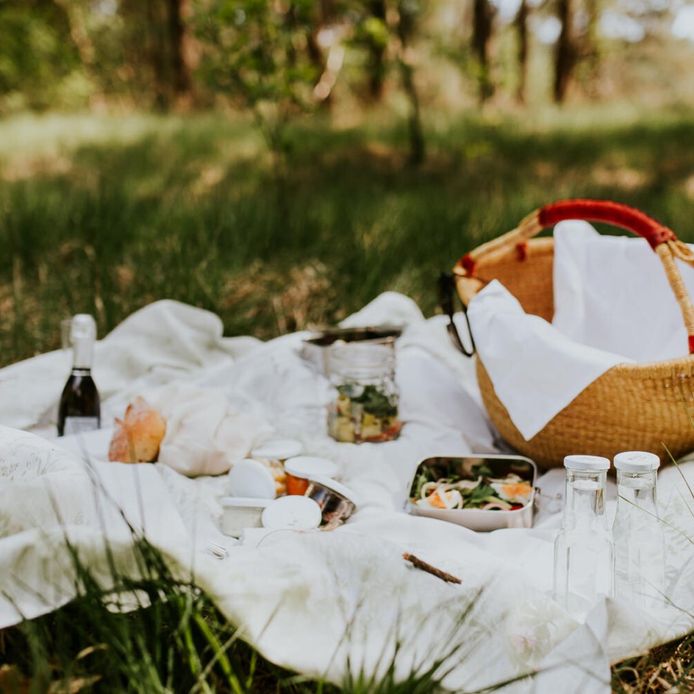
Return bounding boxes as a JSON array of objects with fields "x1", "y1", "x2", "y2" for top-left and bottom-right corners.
[{"x1": 108, "y1": 397, "x2": 166, "y2": 463}]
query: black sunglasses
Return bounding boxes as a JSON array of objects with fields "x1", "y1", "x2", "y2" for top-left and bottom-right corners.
[{"x1": 438, "y1": 272, "x2": 476, "y2": 357}]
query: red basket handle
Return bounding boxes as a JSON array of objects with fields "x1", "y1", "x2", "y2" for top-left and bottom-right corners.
[
  {"x1": 456, "y1": 199, "x2": 694, "y2": 354},
  {"x1": 538, "y1": 200, "x2": 677, "y2": 249}
]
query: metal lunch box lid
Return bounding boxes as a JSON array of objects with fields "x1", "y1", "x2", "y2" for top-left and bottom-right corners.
[
  {"x1": 252, "y1": 438, "x2": 303, "y2": 460},
  {"x1": 308, "y1": 475, "x2": 360, "y2": 506},
  {"x1": 261, "y1": 496, "x2": 322, "y2": 530},
  {"x1": 227, "y1": 459, "x2": 276, "y2": 499},
  {"x1": 285, "y1": 456, "x2": 338, "y2": 480}
]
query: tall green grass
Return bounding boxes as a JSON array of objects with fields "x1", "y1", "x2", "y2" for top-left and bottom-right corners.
[{"x1": 1, "y1": 107, "x2": 693, "y2": 365}]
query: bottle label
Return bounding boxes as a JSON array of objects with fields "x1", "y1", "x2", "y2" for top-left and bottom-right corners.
[{"x1": 63, "y1": 417, "x2": 100, "y2": 436}]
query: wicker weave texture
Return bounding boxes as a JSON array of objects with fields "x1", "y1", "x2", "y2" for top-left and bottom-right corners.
[{"x1": 457, "y1": 238, "x2": 694, "y2": 469}]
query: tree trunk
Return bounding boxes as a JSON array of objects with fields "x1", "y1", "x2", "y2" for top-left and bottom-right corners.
[
  {"x1": 553, "y1": 0, "x2": 574, "y2": 103},
  {"x1": 367, "y1": 0, "x2": 387, "y2": 101},
  {"x1": 472, "y1": 0, "x2": 494, "y2": 103},
  {"x1": 395, "y1": 2, "x2": 424, "y2": 165},
  {"x1": 307, "y1": 0, "x2": 336, "y2": 107},
  {"x1": 145, "y1": 0, "x2": 169, "y2": 109},
  {"x1": 583, "y1": 0, "x2": 600, "y2": 97},
  {"x1": 166, "y1": 0, "x2": 193, "y2": 102},
  {"x1": 515, "y1": 0, "x2": 528, "y2": 103}
]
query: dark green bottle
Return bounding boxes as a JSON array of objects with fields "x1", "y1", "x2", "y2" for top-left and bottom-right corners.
[{"x1": 57, "y1": 314, "x2": 101, "y2": 437}]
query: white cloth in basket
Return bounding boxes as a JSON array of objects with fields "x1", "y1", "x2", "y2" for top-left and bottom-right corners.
[
  {"x1": 553, "y1": 221, "x2": 694, "y2": 362},
  {"x1": 467, "y1": 222, "x2": 694, "y2": 440}
]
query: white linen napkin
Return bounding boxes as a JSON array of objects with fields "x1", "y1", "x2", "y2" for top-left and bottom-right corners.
[
  {"x1": 467, "y1": 222, "x2": 694, "y2": 441},
  {"x1": 148, "y1": 384, "x2": 273, "y2": 477},
  {"x1": 552, "y1": 221, "x2": 694, "y2": 362},
  {"x1": 467, "y1": 280, "x2": 628, "y2": 440}
]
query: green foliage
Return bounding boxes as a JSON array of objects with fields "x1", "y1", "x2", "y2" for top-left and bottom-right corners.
[
  {"x1": 194, "y1": 0, "x2": 321, "y2": 154},
  {"x1": 0, "y1": 533, "x2": 320, "y2": 692},
  {"x1": 0, "y1": 0, "x2": 81, "y2": 111}
]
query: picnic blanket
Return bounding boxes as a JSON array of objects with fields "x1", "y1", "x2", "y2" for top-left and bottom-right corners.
[{"x1": 1, "y1": 294, "x2": 693, "y2": 693}]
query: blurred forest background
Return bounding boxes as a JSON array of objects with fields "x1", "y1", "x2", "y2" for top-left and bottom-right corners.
[
  {"x1": 1, "y1": 0, "x2": 694, "y2": 364},
  {"x1": 3, "y1": 1, "x2": 694, "y2": 117}
]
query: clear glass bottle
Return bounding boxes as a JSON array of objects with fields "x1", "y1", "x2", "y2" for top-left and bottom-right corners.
[
  {"x1": 612, "y1": 451, "x2": 665, "y2": 607},
  {"x1": 327, "y1": 340, "x2": 401, "y2": 444},
  {"x1": 57, "y1": 314, "x2": 101, "y2": 437},
  {"x1": 553, "y1": 455, "x2": 613, "y2": 620}
]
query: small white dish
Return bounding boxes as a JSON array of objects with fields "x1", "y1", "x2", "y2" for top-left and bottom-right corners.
[
  {"x1": 220, "y1": 496, "x2": 272, "y2": 537},
  {"x1": 227, "y1": 459, "x2": 276, "y2": 499},
  {"x1": 252, "y1": 438, "x2": 303, "y2": 461},
  {"x1": 261, "y1": 496, "x2": 322, "y2": 531},
  {"x1": 284, "y1": 455, "x2": 338, "y2": 480}
]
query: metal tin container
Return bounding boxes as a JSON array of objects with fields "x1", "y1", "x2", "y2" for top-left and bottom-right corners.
[
  {"x1": 305, "y1": 476, "x2": 359, "y2": 529},
  {"x1": 406, "y1": 455, "x2": 537, "y2": 531},
  {"x1": 301, "y1": 326, "x2": 402, "y2": 375},
  {"x1": 284, "y1": 456, "x2": 338, "y2": 496}
]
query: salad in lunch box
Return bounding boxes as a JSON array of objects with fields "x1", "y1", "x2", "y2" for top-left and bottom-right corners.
[{"x1": 410, "y1": 458, "x2": 533, "y2": 511}]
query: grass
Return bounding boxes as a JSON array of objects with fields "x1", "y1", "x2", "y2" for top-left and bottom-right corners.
[
  {"x1": 0, "y1": 105, "x2": 693, "y2": 690},
  {"x1": 1, "y1": 105, "x2": 693, "y2": 365},
  {"x1": 0, "y1": 529, "x2": 516, "y2": 693}
]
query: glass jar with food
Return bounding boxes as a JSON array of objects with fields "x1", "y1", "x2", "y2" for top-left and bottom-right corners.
[{"x1": 327, "y1": 340, "x2": 401, "y2": 443}]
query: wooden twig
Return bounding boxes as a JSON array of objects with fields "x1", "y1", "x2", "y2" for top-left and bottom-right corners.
[{"x1": 403, "y1": 552, "x2": 462, "y2": 585}]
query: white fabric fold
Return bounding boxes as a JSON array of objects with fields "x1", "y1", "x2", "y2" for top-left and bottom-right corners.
[
  {"x1": 149, "y1": 384, "x2": 272, "y2": 476},
  {"x1": 467, "y1": 223, "x2": 694, "y2": 440},
  {"x1": 552, "y1": 221, "x2": 694, "y2": 362},
  {"x1": 0, "y1": 299, "x2": 259, "y2": 436},
  {"x1": 468, "y1": 280, "x2": 628, "y2": 440}
]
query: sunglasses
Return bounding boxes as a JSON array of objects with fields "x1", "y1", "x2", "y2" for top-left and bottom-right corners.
[{"x1": 438, "y1": 272, "x2": 476, "y2": 357}]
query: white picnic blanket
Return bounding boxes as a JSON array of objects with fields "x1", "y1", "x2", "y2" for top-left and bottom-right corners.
[{"x1": 1, "y1": 294, "x2": 693, "y2": 693}]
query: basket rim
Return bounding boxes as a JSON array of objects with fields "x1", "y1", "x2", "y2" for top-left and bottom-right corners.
[{"x1": 456, "y1": 234, "x2": 694, "y2": 371}]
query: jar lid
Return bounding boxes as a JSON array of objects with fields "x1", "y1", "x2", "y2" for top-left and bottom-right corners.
[
  {"x1": 220, "y1": 496, "x2": 272, "y2": 509},
  {"x1": 328, "y1": 341, "x2": 395, "y2": 378},
  {"x1": 614, "y1": 451, "x2": 660, "y2": 472},
  {"x1": 563, "y1": 455, "x2": 610, "y2": 471},
  {"x1": 308, "y1": 475, "x2": 360, "y2": 506},
  {"x1": 227, "y1": 459, "x2": 276, "y2": 499},
  {"x1": 285, "y1": 456, "x2": 338, "y2": 480},
  {"x1": 261, "y1": 496, "x2": 322, "y2": 530},
  {"x1": 252, "y1": 439, "x2": 303, "y2": 460}
]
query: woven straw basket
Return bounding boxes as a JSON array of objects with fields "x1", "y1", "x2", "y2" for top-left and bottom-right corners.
[{"x1": 447, "y1": 199, "x2": 694, "y2": 468}]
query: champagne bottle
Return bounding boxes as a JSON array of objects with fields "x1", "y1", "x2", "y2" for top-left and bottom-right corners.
[{"x1": 57, "y1": 314, "x2": 101, "y2": 437}]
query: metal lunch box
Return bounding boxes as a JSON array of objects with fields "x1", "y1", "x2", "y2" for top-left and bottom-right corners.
[{"x1": 405, "y1": 454, "x2": 538, "y2": 531}]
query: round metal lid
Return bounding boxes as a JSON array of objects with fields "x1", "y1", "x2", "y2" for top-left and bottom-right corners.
[{"x1": 308, "y1": 475, "x2": 360, "y2": 505}]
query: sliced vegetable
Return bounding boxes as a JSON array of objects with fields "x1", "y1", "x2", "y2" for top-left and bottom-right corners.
[
  {"x1": 329, "y1": 383, "x2": 401, "y2": 443},
  {"x1": 410, "y1": 468, "x2": 531, "y2": 511}
]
